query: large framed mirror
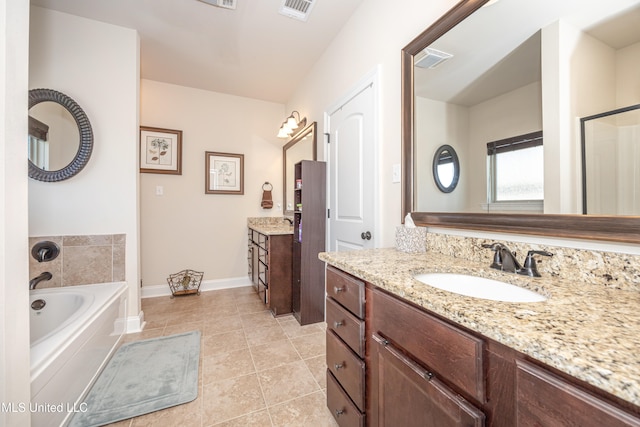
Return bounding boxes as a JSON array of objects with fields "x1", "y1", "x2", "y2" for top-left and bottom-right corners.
[
  {"x1": 283, "y1": 122, "x2": 316, "y2": 214},
  {"x1": 402, "y1": 0, "x2": 640, "y2": 243},
  {"x1": 28, "y1": 88, "x2": 93, "y2": 182}
]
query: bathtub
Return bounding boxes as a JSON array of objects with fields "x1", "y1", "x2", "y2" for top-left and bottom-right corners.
[{"x1": 30, "y1": 282, "x2": 128, "y2": 427}]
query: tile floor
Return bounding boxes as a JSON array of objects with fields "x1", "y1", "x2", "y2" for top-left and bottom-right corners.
[{"x1": 109, "y1": 286, "x2": 339, "y2": 427}]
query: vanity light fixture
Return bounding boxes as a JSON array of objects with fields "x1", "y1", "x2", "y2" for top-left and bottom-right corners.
[{"x1": 277, "y1": 111, "x2": 307, "y2": 139}]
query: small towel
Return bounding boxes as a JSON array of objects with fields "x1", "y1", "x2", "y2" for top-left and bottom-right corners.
[{"x1": 261, "y1": 183, "x2": 273, "y2": 209}]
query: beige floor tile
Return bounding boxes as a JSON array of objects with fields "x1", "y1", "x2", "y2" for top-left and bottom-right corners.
[
  {"x1": 303, "y1": 355, "x2": 327, "y2": 389},
  {"x1": 290, "y1": 332, "x2": 326, "y2": 359},
  {"x1": 119, "y1": 286, "x2": 333, "y2": 426},
  {"x1": 210, "y1": 409, "x2": 272, "y2": 427},
  {"x1": 202, "y1": 374, "x2": 266, "y2": 425},
  {"x1": 122, "y1": 327, "x2": 164, "y2": 343},
  {"x1": 237, "y1": 299, "x2": 270, "y2": 314},
  {"x1": 203, "y1": 314, "x2": 244, "y2": 336},
  {"x1": 163, "y1": 320, "x2": 203, "y2": 336},
  {"x1": 203, "y1": 348, "x2": 255, "y2": 384},
  {"x1": 250, "y1": 339, "x2": 302, "y2": 372},
  {"x1": 268, "y1": 391, "x2": 338, "y2": 427},
  {"x1": 257, "y1": 360, "x2": 320, "y2": 407},
  {"x1": 240, "y1": 311, "x2": 280, "y2": 328},
  {"x1": 203, "y1": 329, "x2": 247, "y2": 357},
  {"x1": 245, "y1": 324, "x2": 288, "y2": 347},
  {"x1": 279, "y1": 317, "x2": 325, "y2": 339}
]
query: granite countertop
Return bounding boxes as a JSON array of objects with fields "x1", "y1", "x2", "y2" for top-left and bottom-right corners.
[
  {"x1": 247, "y1": 217, "x2": 293, "y2": 236},
  {"x1": 319, "y1": 248, "x2": 640, "y2": 407},
  {"x1": 248, "y1": 223, "x2": 293, "y2": 236}
]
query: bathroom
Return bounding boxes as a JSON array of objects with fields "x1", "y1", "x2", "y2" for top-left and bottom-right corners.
[{"x1": 3, "y1": 0, "x2": 640, "y2": 426}]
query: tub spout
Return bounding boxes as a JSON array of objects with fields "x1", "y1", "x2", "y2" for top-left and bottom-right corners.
[{"x1": 30, "y1": 272, "x2": 52, "y2": 290}]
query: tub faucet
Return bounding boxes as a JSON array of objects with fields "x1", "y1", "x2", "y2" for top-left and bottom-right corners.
[{"x1": 30, "y1": 272, "x2": 52, "y2": 290}]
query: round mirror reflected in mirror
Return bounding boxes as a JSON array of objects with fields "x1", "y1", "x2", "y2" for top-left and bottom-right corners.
[
  {"x1": 28, "y1": 89, "x2": 93, "y2": 182},
  {"x1": 432, "y1": 144, "x2": 459, "y2": 193}
]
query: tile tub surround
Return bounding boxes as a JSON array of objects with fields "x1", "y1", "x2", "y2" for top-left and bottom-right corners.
[
  {"x1": 426, "y1": 232, "x2": 640, "y2": 291},
  {"x1": 29, "y1": 234, "x2": 126, "y2": 288},
  {"x1": 247, "y1": 217, "x2": 294, "y2": 235},
  {"x1": 319, "y1": 248, "x2": 640, "y2": 407}
]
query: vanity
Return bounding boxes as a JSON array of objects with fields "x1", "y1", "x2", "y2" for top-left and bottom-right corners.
[
  {"x1": 247, "y1": 218, "x2": 293, "y2": 316},
  {"x1": 321, "y1": 247, "x2": 640, "y2": 426}
]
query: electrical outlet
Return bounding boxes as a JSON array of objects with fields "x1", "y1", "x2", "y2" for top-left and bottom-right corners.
[{"x1": 156, "y1": 185, "x2": 164, "y2": 196}]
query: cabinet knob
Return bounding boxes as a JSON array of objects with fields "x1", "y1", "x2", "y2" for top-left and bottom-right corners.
[
  {"x1": 335, "y1": 409, "x2": 345, "y2": 417},
  {"x1": 333, "y1": 320, "x2": 344, "y2": 328},
  {"x1": 334, "y1": 286, "x2": 345, "y2": 293},
  {"x1": 334, "y1": 362, "x2": 344, "y2": 370}
]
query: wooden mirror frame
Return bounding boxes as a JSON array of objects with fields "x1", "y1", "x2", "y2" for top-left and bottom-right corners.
[
  {"x1": 401, "y1": 0, "x2": 640, "y2": 244},
  {"x1": 283, "y1": 122, "x2": 317, "y2": 215}
]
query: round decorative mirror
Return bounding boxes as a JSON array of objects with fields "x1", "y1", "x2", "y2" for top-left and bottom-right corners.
[
  {"x1": 432, "y1": 144, "x2": 459, "y2": 193},
  {"x1": 28, "y1": 88, "x2": 93, "y2": 182}
]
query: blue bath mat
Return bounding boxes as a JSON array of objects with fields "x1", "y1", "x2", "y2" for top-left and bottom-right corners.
[{"x1": 69, "y1": 331, "x2": 200, "y2": 427}]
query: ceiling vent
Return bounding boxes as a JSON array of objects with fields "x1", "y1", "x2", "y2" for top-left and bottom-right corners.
[
  {"x1": 414, "y1": 47, "x2": 453, "y2": 69},
  {"x1": 198, "y1": 0, "x2": 237, "y2": 10},
  {"x1": 279, "y1": 0, "x2": 316, "y2": 22}
]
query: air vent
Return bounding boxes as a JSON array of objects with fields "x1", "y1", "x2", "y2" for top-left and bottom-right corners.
[
  {"x1": 279, "y1": 0, "x2": 316, "y2": 22},
  {"x1": 198, "y1": 0, "x2": 237, "y2": 10},
  {"x1": 414, "y1": 47, "x2": 453, "y2": 69}
]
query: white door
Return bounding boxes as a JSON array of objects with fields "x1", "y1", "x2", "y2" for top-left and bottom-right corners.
[{"x1": 326, "y1": 72, "x2": 377, "y2": 251}]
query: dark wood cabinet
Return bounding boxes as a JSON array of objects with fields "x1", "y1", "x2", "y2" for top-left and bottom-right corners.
[
  {"x1": 516, "y1": 360, "x2": 640, "y2": 427},
  {"x1": 247, "y1": 228, "x2": 292, "y2": 316},
  {"x1": 292, "y1": 160, "x2": 326, "y2": 325},
  {"x1": 369, "y1": 286, "x2": 485, "y2": 426},
  {"x1": 326, "y1": 266, "x2": 366, "y2": 426},
  {"x1": 372, "y1": 333, "x2": 484, "y2": 427},
  {"x1": 324, "y1": 265, "x2": 640, "y2": 427}
]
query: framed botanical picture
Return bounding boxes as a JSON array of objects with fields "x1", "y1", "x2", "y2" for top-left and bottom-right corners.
[
  {"x1": 205, "y1": 152, "x2": 244, "y2": 195},
  {"x1": 140, "y1": 126, "x2": 182, "y2": 174}
]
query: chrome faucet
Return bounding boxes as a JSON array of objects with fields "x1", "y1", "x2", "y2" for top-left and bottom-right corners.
[
  {"x1": 29, "y1": 272, "x2": 52, "y2": 290},
  {"x1": 482, "y1": 243, "x2": 553, "y2": 277}
]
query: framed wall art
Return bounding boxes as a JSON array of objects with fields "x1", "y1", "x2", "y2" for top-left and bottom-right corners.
[
  {"x1": 205, "y1": 151, "x2": 244, "y2": 195},
  {"x1": 140, "y1": 126, "x2": 182, "y2": 174}
]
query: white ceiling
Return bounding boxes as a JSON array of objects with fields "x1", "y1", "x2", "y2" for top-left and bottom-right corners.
[
  {"x1": 415, "y1": 0, "x2": 640, "y2": 106},
  {"x1": 30, "y1": 0, "x2": 364, "y2": 104}
]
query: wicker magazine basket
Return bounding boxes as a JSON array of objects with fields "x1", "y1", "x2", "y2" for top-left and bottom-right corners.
[{"x1": 167, "y1": 269, "x2": 203, "y2": 297}]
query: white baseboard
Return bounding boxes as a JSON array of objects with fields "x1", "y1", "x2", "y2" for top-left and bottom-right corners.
[
  {"x1": 140, "y1": 276, "x2": 252, "y2": 299},
  {"x1": 126, "y1": 311, "x2": 146, "y2": 334}
]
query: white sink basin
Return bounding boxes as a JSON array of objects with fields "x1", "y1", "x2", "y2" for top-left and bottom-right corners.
[{"x1": 414, "y1": 273, "x2": 547, "y2": 303}]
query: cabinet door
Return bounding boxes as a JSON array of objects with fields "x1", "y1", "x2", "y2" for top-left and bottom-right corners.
[
  {"x1": 373, "y1": 333, "x2": 485, "y2": 427},
  {"x1": 516, "y1": 360, "x2": 640, "y2": 427}
]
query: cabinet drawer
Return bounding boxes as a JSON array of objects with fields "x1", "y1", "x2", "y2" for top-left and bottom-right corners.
[
  {"x1": 327, "y1": 370, "x2": 365, "y2": 427},
  {"x1": 258, "y1": 232, "x2": 268, "y2": 249},
  {"x1": 326, "y1": 266, "x2": 365, "y2": 319},
  {"x1": 326, "y1": 330, "x2": 365, "y2": 411},
  {"x1": 371, "y1": 289, "x2": 485, "y2": 403},
  {"x1": 326, "y1": 297, "x2": 365, "y2": 358},
  {"x1": 258, "y1": 246, "x2": 268, "y2": 264},
  {"x1": 516, "y1": 360, "x2": 640, "y2": 427}
]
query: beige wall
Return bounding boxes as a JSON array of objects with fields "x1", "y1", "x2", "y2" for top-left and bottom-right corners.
[
  {"x1": 1, "y1": 0, "x2": 31, "y2": 423},
  {"x1": 29, "y1": 7, "x2": 141, "y2": 319},
  {"x1": 140, "y1": 79, "x2": 285, "y2": 286},
  {"x1": 285, "y1": 0, "x2": 460, "y2": 246},
  {"x1": 616, "y1": 41, "x2": 640, "y2": 107}
]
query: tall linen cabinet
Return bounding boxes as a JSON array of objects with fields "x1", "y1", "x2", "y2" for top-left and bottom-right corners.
[{"x1": 292, "y1": 160, "x2": 326, "y2": 325}]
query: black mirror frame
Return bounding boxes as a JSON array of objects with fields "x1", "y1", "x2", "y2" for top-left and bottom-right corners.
[
  {"x1": 28, "y1": 88, "x2": 93, "y2": 182},
  {"x1": 432, "y1": 144, "x2": 459, "y2": 193}
]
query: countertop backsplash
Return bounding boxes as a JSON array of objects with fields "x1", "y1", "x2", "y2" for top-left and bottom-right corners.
[{"x1": 426, "y1": 232, "x2": 640, "y2": 291}]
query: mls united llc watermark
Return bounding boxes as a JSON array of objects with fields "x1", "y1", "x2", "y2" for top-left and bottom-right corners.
[{"x1": 1, "y1": 402, "x2": 88, "y2": 413}]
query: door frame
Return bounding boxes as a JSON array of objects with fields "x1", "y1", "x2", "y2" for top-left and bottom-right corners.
[{"x1": 323, "y1": 65, "x2": 381, "y2": 251}]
